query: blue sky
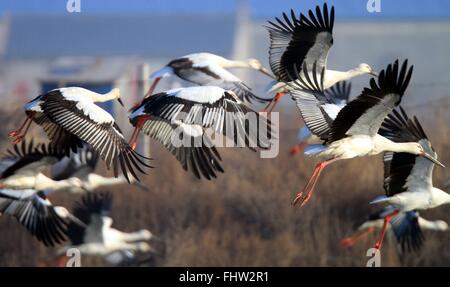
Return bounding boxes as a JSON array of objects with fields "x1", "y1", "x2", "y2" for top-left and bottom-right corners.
[{"x1": 1, "y1": 0, "x2": 450, "y2": 19}]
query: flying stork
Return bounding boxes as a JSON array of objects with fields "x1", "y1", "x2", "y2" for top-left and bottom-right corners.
[
  {"x1": 340, "y1": 205, "x2": 449, "y2": 252},
  {"x1": 144, "y1": 52, "x2": 274, "y2": 104},
  {"x1": 369, "y1": 107, "x2": 450, "y2": 250},
  {"x1": 9, "y1": 87, "x2": 152, "y2": 182},
  {"x1": 290, "y1": 81, "x2": 351, "y2": 155},
  {"x1": 289, "y1": 59, "x2": 444, "y2": 207},
  {"x1": 0, "y1": 188, "x2": 84, "y2": 247},
  {"x1": 50, "y1": 144, "x2": 148, "y2": 192},
  {"x1": 129, "y1": 86, "x2": 273, "y2": 180},
  {"x1": 0, "y1": 140, "x2": 84, "y2": 191},
  {"x1": 262, "y1": 3, "x2": 377, "y2": 112},
  {"x1": 56, "y1": 192, "x2": 159, "y2": 266}
]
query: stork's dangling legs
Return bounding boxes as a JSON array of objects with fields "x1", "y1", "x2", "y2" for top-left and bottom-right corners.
[
  {"x1": 144, "y1": 77, "x2": 162, "y2": 98},
  {"x1": 290, "y1": 142, "x2": 307, "y2": 156},
  {"x1": 128, "y1": 77, "x2": 162, "y2": 113},
  {"x1": 8, "y1": 114, "x2": 32, "y2": 138},
  {"x1": 129, "y1": 126, "x2": 142, "y2": 151},
  {"x1": 262, "y1": 92, "x2": 285, "y2": 113},
  {"x1": 293, "y1": 158, "x2": 338, "y2": 207},
  {"x1": 340, "y1": 227, "x2": 376, "y2": 249},
  {"x1": 9, "y1": 112, "x2": 35, "y2": 143},
  {"x1": 129, "y1": 116, "x2": 150, "y2": 150},
  {"x1": 374, "y1": 210, "x2": 400, "y2": 250}
]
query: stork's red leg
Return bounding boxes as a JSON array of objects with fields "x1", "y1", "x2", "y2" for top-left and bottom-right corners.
[
  {"x1": 267, "y1": 92, "x2": 286, "y2": 113},
  {"x1": 128, "y1": 115, "x2": 150, "y2": 150},
  {"x1": 292, "y1": 158, "x2": 337, "y2": 207},
  {"x1": 8, "y1": 117, "x2": 30, "y2": 138},
  {"x1": 374, "y1": 210, "x2": 400, "y2": 250},
  {"x1": 261, "y1": 92, "x2": 285, "y2": 113},
  {"x1": 129, "y1": 126, "x2": 142, "y2": 150},
  {"x1": 289, "y1": 142, "x2": 307, "y2": 156},
  {"x1": 11, "y1": 112, "x2": 35, "y2": 143},
  {"x1": 144, "y1": 77, "x2": 161, "y2": 98},
  {"x1": 340, "y1": 227, "x2": 375, "y2": 249}
]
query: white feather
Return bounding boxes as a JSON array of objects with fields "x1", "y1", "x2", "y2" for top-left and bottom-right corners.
[
  {"x1": 59, "y1": 88, "x2": 115, "y2": 124},
  {"x1": 166, "y1": 86, "x2": 225, "y2": 104}
]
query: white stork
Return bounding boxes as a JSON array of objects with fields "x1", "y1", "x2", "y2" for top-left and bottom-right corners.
[
  {"x1": 0, "y1": 140, "x2": 84, "y2": 191},
  {"x1": 57, "y1": 192, "x2": 158, "y2": 266},
  {"x1": 262, "y1": 3, "x2": 377, "y2": 112},
  {"x1": 369, "y1": 107, "x2": 450, "y2": 250},
  {"x1": 9, "y1": 87, "x2": 152, "y2": 182},
  {"x1": 128, "y1": 86, "x2": 273, "y2": 180},
  {"x1": 144, "y1": 52, "x2": 274, "y2": 104},
  {"x1": 340, "y1": 205, "x2": 449, "y2": 252},
  {"x1": 289, "y1": 59, "x2": 444, "y2": 207},
  {"x1": 50, "y1": 144, "x2": 148, "y2": 192},
  {"x1": 0, "y1": 188, "x2": 85, "y2": 247},
  {"x1": 290, "y1": 81, "x2": 351, "y2": 155}
]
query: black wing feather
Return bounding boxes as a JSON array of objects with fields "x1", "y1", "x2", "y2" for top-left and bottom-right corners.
[
  {"x1": 266, "y1": 4, "x2": 334, "y2": 82},
  {"x1": 41, "y1": 92, "x2": 152, "y2": 182},
  {"x1": 0, "y1": 190, "x2": 69, "y2": 247},
  {"x1": 328, "y1": 59, "x2": 413, "y2": 143}
]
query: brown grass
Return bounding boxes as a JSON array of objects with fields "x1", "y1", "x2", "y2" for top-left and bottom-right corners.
[{"x1": 0, "y1": 102, "x2": 449, "y2": 267}]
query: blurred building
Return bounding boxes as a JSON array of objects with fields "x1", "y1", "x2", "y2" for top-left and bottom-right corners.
[
  {"x1": 0, "y1": 5, "x2": 449, "y2": 120},
  {"x1": 0, "y1": 10, "x2": 254, "y2": 136}
]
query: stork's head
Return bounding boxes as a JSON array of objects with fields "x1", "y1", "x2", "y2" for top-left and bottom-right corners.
[
  {"x1": 358, "y1": 63, "x2": 378, "y2": 76},
  {"x1": 433, "y1": 220, "x2": 449, "y2": 231},
  {"x1": 110, "y1": 88, "x2": 124, "y2": 107},
  {"x1": 247, "y1": 58, "x2": 263, "y2": 70},
  {"x1": 247, "y1": 59, "x2": 274, "y2": 78},
  {"x1": 138, "y1": 229, "x2": 153, "y2": 240},
  {"x1": 414, "y1": 143, "x2": 446, "y2": 168},
  {"x1": 136, "y1": 242, "x2": 152, "y2": 252}
]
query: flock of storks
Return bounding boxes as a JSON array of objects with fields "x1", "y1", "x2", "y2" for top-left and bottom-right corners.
[{"x1": 1, "y1": 3, "x2": 449, "y2": 266}]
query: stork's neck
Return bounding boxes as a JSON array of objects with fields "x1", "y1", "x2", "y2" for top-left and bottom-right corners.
[
  {"x1": 373, "y1": 135, "x2": 421, "y2": 155},
  {"x1": 324, "y1": 68, "x2": 367, "y2": 88},
  {"x1": 91, "y1": 88, "x2": 120, "y2": 103},
  {"x1": 221, "y1": 59, "x2": 251, "y2": 69},
  {"x1": 86, "y1": 174, "x2": 128, "y2": 189},
  {"x1": 34, "y1": 173, "x2": 75, "y2": 190},
  {"x1": 418, "y1": 217, "x2": 449, "y2": 231},
  {"x1": 120, "y1": 231, "x2": 150, "y2": 243}
]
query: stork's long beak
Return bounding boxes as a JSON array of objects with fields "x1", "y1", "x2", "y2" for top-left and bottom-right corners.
[
  {"x1": 422, "y1": 152, "x2": 446, "y2": 168},
  {"x1": 370, "y1": 70, "x2": 378, "y2": 77},
  {"x1": 117, "y1": 97, "x2": 124, "y2": 107},
  {"x1": 259, "y1": 67, "x2": 276, "y2": 79}
]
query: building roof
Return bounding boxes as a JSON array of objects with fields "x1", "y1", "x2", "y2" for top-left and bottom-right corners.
[{"x1": 5, "y1": 14, "x2": 236, "y2": 59}]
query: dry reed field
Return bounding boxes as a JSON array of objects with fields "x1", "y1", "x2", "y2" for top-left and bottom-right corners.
[{"x1": 0, "y1": 101, "x2": 449, "y2": 267}]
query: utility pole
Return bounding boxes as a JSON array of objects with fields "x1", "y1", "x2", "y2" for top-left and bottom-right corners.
[{"x1": 141, "y1": 63, "x2": 151, "y2": 158}]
